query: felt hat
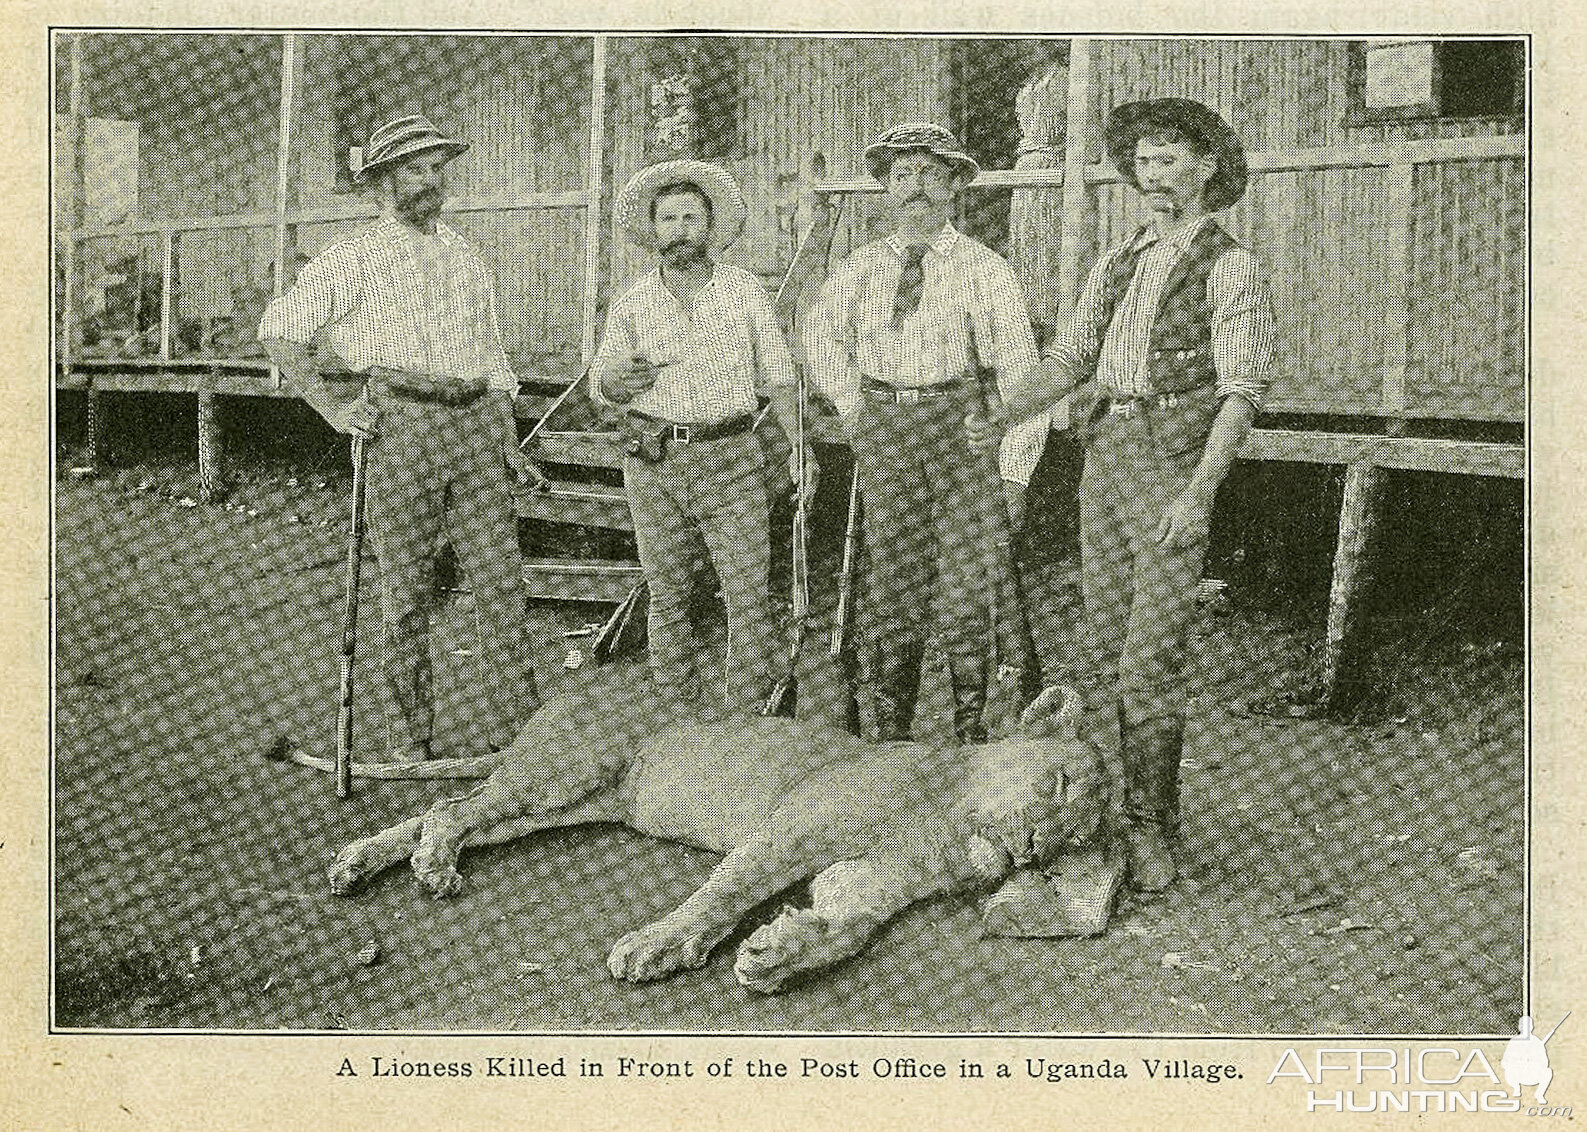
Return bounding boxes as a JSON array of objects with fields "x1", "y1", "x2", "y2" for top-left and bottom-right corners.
[
  {"x1": 863, "y1": 122, "x2": 980, "y2": 184},
  {"x1": 354, "y1": 114, "x2": 469, "y2": 184},
  {"x1": 614, "y1": 160, "x2": 747, "y2": 249},
  {"x1": 1104, "y1": 99, "x2": 1248, "y2": 211}
]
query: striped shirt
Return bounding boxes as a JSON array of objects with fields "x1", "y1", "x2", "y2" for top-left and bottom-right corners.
[
  {"x1": 592, "y1": 263, "x2": 795, "y2": 424},
  {"x1": 258, "y1": 216, "x2": 518, "y2": 392},
  {"x1": 804, "y1": 225, "x2": 1048, "y2": 484},
  {"x1": 1045, "y1": 216, "x2": 1275, "y2": 408}
]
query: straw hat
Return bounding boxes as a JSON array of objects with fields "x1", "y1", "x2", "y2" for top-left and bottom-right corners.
[
  {"x1": 862, "y1": 123, "x2": 980, "y2": 184},
  {"x1": 614, "y1": 160, "x2": 747, "y2": 249},
  {"x1": 1104, "y1": 99, "x2": 1248, "y2": 212},
  {"x1": 354, "y1": 114, "x2": 469, "y2": 185}
]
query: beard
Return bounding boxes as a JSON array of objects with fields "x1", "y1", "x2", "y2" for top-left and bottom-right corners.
[
  {"x1": 661, "y1": 237, "x2": 709, "y2": 268},
  {"x1": 396, "y1": 188, "x2": 443, "y2": 228}
]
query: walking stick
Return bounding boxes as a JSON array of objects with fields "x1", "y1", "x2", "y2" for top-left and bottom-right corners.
[{"x1": 336, "y1": 432, "x2": 370, "y2": 799}]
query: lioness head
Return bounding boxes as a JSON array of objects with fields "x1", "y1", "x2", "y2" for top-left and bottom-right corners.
[{"x1": 960, "y1": 686, "x2": 1106, "y2": 878}]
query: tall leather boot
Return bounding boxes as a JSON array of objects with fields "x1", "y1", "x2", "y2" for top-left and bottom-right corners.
[
  {"x1": 873, "y1": 641, "x2": 925, "y2": 742},
  {"x1": 1118, "y1": 713, "x2": 1184, "y2": 892},
  {"x1": 950, "y1": 657, "x2": 989, "y2": 745}
]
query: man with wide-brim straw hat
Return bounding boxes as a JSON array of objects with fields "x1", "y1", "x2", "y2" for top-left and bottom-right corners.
[
  {"x1": 259, "y1": 112, "x2": 539, "y2": 763},
  {"x1": 969, "y1": 97, "x2": 1276, "y2": 893},
  {"x1": 804, "y1": 122, "x2": 1048, "y2": 747},
  {"x1": 592, "y1": 159, "x2": 814, "y2": 716},
  {"x1": 353, "y1": 113, "x2": 471, "y2": 185}
]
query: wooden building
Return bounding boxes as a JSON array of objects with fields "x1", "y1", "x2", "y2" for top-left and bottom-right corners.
[{"x1": 53, "y1": 33, "x2": 1527, "y2": 698}]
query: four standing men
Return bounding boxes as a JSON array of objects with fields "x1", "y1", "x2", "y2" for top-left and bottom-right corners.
[
  {"x1": 260, "y1": 115, "x2": 539, "y2": 761},
  {"x1": 269, "y1": 101, "x2": 1272, "y2": 896},
  {"x1": 972, "y1": 99, "x2": 1274, "y2": 889}
]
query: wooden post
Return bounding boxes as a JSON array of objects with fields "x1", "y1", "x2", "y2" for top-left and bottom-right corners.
[
  {"x1": 84, "y1": 377, "x2": 105, "y2": 472},
  {"x1": 158, "y1": 228, "x2": 174, "y2": 360},
  {"x1": 198, "y1": 369, "x2": 225, "y2": 502},
  {"x1": 270, "y1": 33, "x2": 300, "y2": 390},
  {"x1": 62, "y1": 35, "x2": 103, "y2": 472},
  {"x1": 1320, "y1": 460, "x2": 1385, "y2": 706},
  {"x1": 1053, "y1": 38, "x2": 1099, "y2": 320},
  {"x1": 579, "y1": 35, "x2": 608, "y2": 367}
]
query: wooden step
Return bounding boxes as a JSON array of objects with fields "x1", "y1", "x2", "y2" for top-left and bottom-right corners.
[
  {"x1": 527, "y1": 430, "x2": 624, "y2": 469},
  {"x1": 514, "y1": 482, "x2": 633, "y2": 530},
  {"x1": 521, "y1": 557, "x2": 645, "y2": 603}
]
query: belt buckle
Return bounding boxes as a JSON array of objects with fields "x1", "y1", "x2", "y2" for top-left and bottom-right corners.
[
  {"x1": 1109, "y1": 399, "x2": 1136, "y2": 418},
  {"x1": 896, "y1": 388, "x2": 922, "y2": 405},
  {"x1": 673, "y1": 424, "x2": 691, "y2": 444},
  {"x1": 1157, "y1": 392, "x2": 1179, "y2": 409}
]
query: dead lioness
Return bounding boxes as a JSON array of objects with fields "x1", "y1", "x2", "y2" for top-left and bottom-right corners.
[{"x1": 329, "y1": 685, "x2": 1102, "y2": 993}]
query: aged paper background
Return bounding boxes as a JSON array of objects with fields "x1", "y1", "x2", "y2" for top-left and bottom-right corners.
[{"x1": 5, "y1": 1, "x2": 1581, "y2": 1128}]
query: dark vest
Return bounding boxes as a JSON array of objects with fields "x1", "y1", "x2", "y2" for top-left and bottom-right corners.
[{"x1": 1088, "y1": 221, "x2": 1238, "y2": 394}]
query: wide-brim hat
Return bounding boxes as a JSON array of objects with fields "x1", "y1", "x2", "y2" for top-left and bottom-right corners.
[
  {"x1": 614, "y1": 160, "x2": 747, "y2": 250},
  {"x1": 863, "y1": 122, "x2": 980, "y2": 184},
  {"x1": 1104, "y1": 99, "x2": 1248, "y2": 212},
  {"x1": 354, "y1": 114, "x2": 469, "y2": 184}
]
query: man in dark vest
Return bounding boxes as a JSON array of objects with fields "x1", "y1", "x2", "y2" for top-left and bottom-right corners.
[{"x1": 967, "y1": 99, "x2": 1275, "y2": 891}]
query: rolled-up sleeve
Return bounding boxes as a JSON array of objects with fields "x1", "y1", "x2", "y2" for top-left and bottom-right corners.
[
  {"x1": 1208, "y1": 248, "x2": 1276, "y2": 411},
  {"x1": 590, "y1": 299, "x2": 636, "y2": 407},
  {"x1": 258, "y1": 246, "x2": 355, "y2": 345},
  {"x1": 970, "y1": 255, "x2": 1047, "y2": 485},
  {"x1": 1037, "y1": 252, "x2": 1112, "y2": 396},
  {"x1": 471, "y1": 253, "x2": 520, "y2": 393}
]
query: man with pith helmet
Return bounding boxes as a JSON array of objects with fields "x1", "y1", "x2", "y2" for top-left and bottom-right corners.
[{"x1": 804, "y1": 123, "x2": 1048, "y2": 746}]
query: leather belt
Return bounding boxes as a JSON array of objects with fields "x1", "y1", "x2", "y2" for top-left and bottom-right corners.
[
  {"x1": 1103, "y1": 384, "x2": 1215, "y2": 418},
  {"x1": 636, "y1": 413, "x2": 755, "y2": 444},
  {"x1": 367, "y1": 367, "x2": 490, "y2": 407},
  {"x1": 861, "y1": 376, "x2": 961, "y2": 405}
]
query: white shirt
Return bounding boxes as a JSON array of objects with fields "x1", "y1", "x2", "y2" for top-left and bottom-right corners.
[
  {"x1": 258, "y1": 216, "x2": 518, "y2": 392},
  {"x1": 592, "y1": 262, "x2": 796, "y2": 424}
]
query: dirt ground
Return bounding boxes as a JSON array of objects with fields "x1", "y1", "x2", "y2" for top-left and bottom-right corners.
[{"x1": 51, "y1": 457, "x2": 1525, "y2": 1034}]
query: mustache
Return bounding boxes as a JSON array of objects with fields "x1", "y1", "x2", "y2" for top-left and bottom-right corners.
[{"x1": 662, "y1": 237, "x2": 704, "y2": 254}]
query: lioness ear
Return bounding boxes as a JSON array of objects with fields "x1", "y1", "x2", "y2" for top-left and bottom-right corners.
[{"x1": 1019, "y1": 685, "x2": 1069, "y2": 728}]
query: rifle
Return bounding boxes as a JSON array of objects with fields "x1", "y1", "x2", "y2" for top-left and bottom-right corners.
[
  {"x1": 972, "y1": 364, "x2": 1039, "y2": 736},
  {"x1": 513, "y1": 363, "x2": 597, "y2": 491},
  {"x1": 336, "y1": 431, "x2": 370, "y2": 799},
  {"x1": 829, "y1": 462, "x2": 861, "y2": 658},
  {"x1": 761, "y1": 369, "x2": 810, "y2": 717}
]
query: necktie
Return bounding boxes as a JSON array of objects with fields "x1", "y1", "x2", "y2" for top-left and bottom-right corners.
[{"x1": 892, "y1": 244, "x2": 927, "y2": 327}]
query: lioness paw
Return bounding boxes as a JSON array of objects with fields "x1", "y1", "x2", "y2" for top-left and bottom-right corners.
[
  {"x1": 329, "y1": 839, "x2": 386, "y2": 896},
  {"x1": 607, "y1": 921, "x2": 712, "y2": 983},
  {"x1": 734, "y1": 907, "x2": 851, "y2": 994}
]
